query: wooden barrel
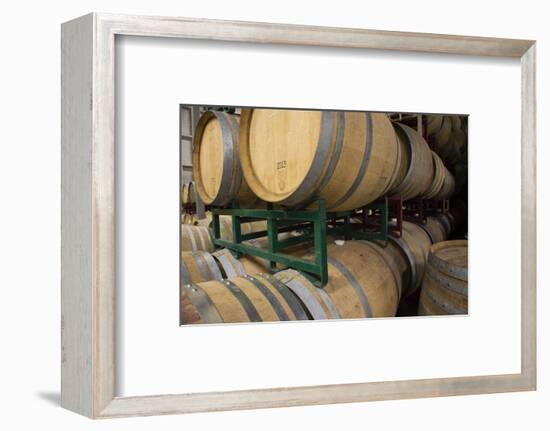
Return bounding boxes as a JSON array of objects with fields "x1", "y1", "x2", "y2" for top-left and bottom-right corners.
[
  {"x1": 385, "y1": 125, "x2": 409, "y2": 195},
  {"x1": 450, "y1": 115, "x2": 462, "y2": 131},
  {"x1": 435, "y1": 214, "x2": 453, "y2": 238},
  {"x1": 274, "y1": 269, "x2": 340, "y2": 319},
  {"x1": 419, "y1": 240, "x2": 468, "y2": 315},
  {"x1": 418, "y1": 216, "x2": 448, "y2": 244},
  {"x1": 192, "y1": 111, "x2": 257, "y2": 206},
  {"x1": 453, "y1": 126, "x2": 467, "y2": 154},
  {"x1": 181, "y1": 251, "x2": 223, "y2": 284},
  {"x1": 360, "y1": 240, "x2": 405, "y2": 301},
  {"x1": 181, "y1": 273, "x2": 310, "y2": 324},
  {"x1": 239, "y1": 109, "x2": 399, "y2": 211},
  {"x1": 426, "y1": 115, "x2": 443, "y2": 137},
  {"x1": 390, "y1": 221, "x2": 432, "y2": 296},
  {"x1": 389, "y1": 123, "x2": 434, "y2": 200},
  {"x1": 432, "y1": 116, "x2": 453, "y2": 157},
  {"x1": 275, "y1": 241, "x2": 400, "y2": 318},
  {"x1": 181, "y1": 225, "x2": 214, "y2": 252},
  {"x1": 431, "y1": 166, "x2": 456, "y2": 200},
  {"x1": 238, "y1": 232, "x2": 313, "y2": 274},
  {"x1": 181, "y1": 182, "x2": 196, "y2": 205},
  {"x1": 422, "y1": 151, "x2": 446, "y2": 199},
  {"x1": 181, "y1": 183, "x2": 188, "y2": 205},
  {"x1": 195, "y1": 211, "x2": 213, "y2": 228},
  {"x1": 181, "y1": 212, "x2": 198, "y2": 225},
  {"x1": 212, "y1": 248, "x2": 247, "y2": 278},
  {"x1": 217, "y1": 215, "x2": 267, "y2": 242}
]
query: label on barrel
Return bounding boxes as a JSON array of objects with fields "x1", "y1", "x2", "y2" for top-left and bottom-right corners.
[{"x1": 277, "y1": 160, "x2": 287, "y2": 170}]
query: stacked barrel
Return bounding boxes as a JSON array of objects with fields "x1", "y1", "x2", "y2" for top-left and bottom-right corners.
[{"x1": 181, "y1": 108, "x2": 468, "y2": 324}]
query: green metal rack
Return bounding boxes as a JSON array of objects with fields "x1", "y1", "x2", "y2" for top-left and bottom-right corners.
[
  {"x1": 212, "y1": 199, "x2": 329, "y2": 286},
  {"x1": 211, "y1": 197, "x2": 396, "y2": 287}
]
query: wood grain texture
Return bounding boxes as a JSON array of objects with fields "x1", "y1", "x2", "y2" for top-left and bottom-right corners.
[
  {"x1": 61, "y1": 12, "x2": 536, "y2": 418},
  {"x1": 61, "y1": 13, "x2": 94, "y2": 418},
  {"x1": 95, "y1": 13, "x2": 533, "y2": 57},
  {"x1": 520, "y1": 44, "x2": 537, "y2": 389}
]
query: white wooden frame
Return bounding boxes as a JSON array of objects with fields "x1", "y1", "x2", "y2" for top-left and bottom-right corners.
[{"x1": 61, "y1": 12, "x2": 536, "y2": 419}]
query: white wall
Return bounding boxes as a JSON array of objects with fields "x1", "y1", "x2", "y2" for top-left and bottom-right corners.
[{"x1": 0, "y1": 0, "x2": 547, "y2": 429}]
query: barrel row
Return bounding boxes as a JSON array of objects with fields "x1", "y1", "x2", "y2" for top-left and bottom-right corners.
[
  {"x1": 181, "y1": 206, "x2": 464, "y2": 290},
  {"x1": 192, "y1": 109, "x2": 457, "y2": 212},
  {"x1": 181, "y1": 241, "x2": 401, "y2": 324},
  {"x1": 181, "y1": 213, "x2": 467, "y2": 325},
  {"x1": 181, "y1": 248, "x2": 247, "y2": 285},
  {"x1": 426, "y1": 115, "x2": 467, "y2": 166}
]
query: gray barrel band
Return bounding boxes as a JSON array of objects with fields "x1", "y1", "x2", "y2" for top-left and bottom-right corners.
[
  {"x1": 389, "y1": 236, "x2": 417, "y2": 295},
  {"x1": 417, "y1": 222, "x2": 436, "y2": 244},
  {"x1": 216, "y1": 253, "x2": 238, "y2": 278},
  {"x1": 425, "y1": 265, "x2": 468, "y2": 296},
  {"x1": 428, "y1": 251, "x2": 468, "y2": 281},
  {"x1": 191, "y1": 252, "x2": 211, "y2": 281},
  {"x1": 199, "y1": 251, "x2": 223, "y2": 280},
  {"x1": 331, "y1": 113, "x2": 374, "y2": 209},
  {"x1": 283, "y1": 111, "x2": 335, "y2": 207},
  {"x1": 421, "y1": 284, "x2": 465, "y2": 315},
  {"x1": 284, "y1": 278, "x2": 330, "y2": 320},
  {"x1": 262, "y1": 274, "x2": 309, "y2": 320},
  {"x1": 300, "y1": 111, "x2": 346, "y2": 209},
  {"x1": 223, "y1": 280, "x2": 262, "y2": 322},
  {"x1": 213, "y1": 250, "x2": 246, "y2": 278},
  {"x1": 245, "y1": 275, "x2": 289, "y2": 321},
  {"x1": 276, "y1": 270, "x2": 340, "y2": 318},
  {"x1": 183, "y1": 225, "x2": 198, "y2": 251},
  {"x1": 226, "y1": 114, "x2": 243, "y2": 201},
  {"x1": 328, "y1": 257, "x2": 372, "y2": 317},
  {"x1": 180, "y1": 262, "x2": 192, "y2": 285},
  {"x1": 183, "y1": 283, "x2": 223, "y2": 324},
  {"x1": 211, "y1": 111, "x2": 237, "y2": 206},
  {"x1": 316, "y1": 287, "x2": 341, "y2": 319}
]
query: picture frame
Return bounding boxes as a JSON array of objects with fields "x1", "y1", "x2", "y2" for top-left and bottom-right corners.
[{"x1": 61, "y1": 12, "x2": 536, "y2": 418}]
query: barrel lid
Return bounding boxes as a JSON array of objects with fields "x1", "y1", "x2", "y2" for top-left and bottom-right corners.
[
  {"x1": 428, "y1": 240, "x2": 468, "y2": 281},
  {"x1": 240, "y1": 109, "x2": 328, "y2": 203}
]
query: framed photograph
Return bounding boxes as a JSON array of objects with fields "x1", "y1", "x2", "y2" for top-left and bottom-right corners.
[{"x1": 61, "y1": 13, "x2": 536, "y2": 418}]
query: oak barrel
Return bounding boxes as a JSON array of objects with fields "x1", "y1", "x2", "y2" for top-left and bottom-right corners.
[
  {"x1": 181, "y1": 225, "x2": 214, "y2": 252},
  {"x1": 239, "y1": 109, "x2": 399, "y2": 211},
  {"x1": 389, "y1": 123, "x2": 434, "y2": 200},
  {"x1": 181, "y1": 251, "x2": 223, "y2": 284},
  {"x1": 422, "y1": 151, "x2": 446, "y2": 199},
  {"x1": 390, "y1": 221, "x2": 432, "y2": 296},
  {"x1": 275, "y1": 241, "x2": 399, "y2": 318},
  {"x1": 212, "y1": 248, "x2": 247, "y2": 278},
  {"x1": 192, "y1": 111, "x2": 257, "y2": 206},
  {"x1": 418, "y1": 216, "x2": 448, "y2": 244},
  {"x1": 419, "y1": 240, "x2": 468, "y2": 315},
  {"x1": 237, "y1": 232, "x2": 312, "y2": 274},
  {"x1": 217, "y1": 215, "x2": 267, "y2": 242},
  {"x1": 181, "y1": 273, "x2": 309, "y2": 324}
]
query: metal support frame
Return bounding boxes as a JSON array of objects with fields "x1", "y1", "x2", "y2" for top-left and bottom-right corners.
[
  {"x1": 328, "y1": 197, "x2": 400, "y2": 245},
  {"x1": 212, "y1": 199, "x2": 328, "y2": 286},
  {"x1": 210, "y1": 196, "x2": 401, "y2": 286},
  {"x1": 403, "y1": 198, "x2": 450, "y2": 223}
]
